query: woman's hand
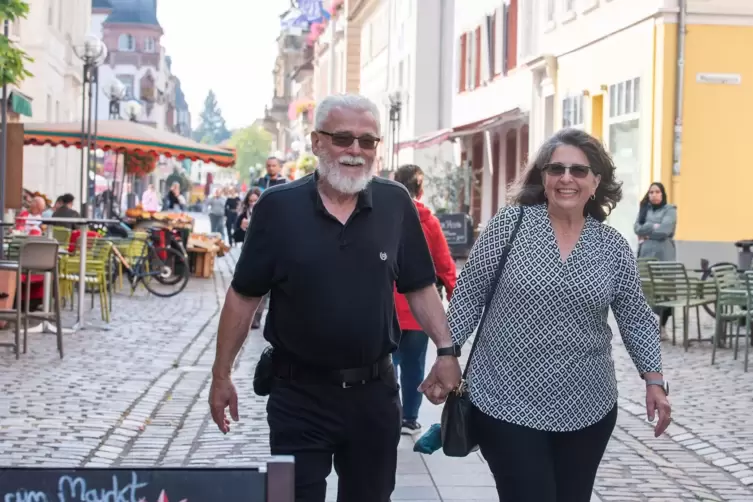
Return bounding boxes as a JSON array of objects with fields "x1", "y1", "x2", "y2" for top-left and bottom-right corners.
[
  {"x1": 646, "y1": 384, "x2": 671, "y2": 437},
  {"x1": 241, "y1": 218, "x2": 249, "y2": 231}
]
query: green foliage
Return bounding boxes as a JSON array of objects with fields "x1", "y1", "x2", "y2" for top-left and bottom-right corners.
[
  {"x1": 165, "y1": 168, "x2": 191, "y2": 194},
  {"x1": 0, "y1": 0, "x2": 33, "y2": 87},
  {"x1": 424, "y1": 160, "x2": 478, "y2": 215},
  {"x1": 192, "y1": 90, "x2": 231, "y2": 145},
  {"x1": 227, "y1": 125, "x2": 273, "y2": 183}
]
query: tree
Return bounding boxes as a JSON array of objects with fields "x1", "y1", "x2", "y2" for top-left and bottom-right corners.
[
  {"x1": 192, "y1": 90, "x2": 231, "y2": 145},
  {"x1": 227, "y1": 125, "x2": 273, "y2": 183},
  {"x1": 0, "y1": 0, "x2": 33, "y2": 86}
]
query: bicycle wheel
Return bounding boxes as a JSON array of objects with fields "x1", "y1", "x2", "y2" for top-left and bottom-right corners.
[
  {"x1": 142, "y1": 246, "x2": 189, "y2": 297},
  {"x1": 700, "y1": 262, "x2": 736, "y2": 318}
]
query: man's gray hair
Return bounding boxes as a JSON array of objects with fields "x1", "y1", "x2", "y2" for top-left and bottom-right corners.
[{"x1": 314, "y1": 94, "x2": 381, "y2": 132}]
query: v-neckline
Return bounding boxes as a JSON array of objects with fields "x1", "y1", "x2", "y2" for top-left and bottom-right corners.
[{"x1": 545, "y1": 211, "x2": 588, "y2": 264}]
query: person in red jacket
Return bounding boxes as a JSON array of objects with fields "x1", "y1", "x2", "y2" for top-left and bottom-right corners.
[{"x1": 393, "y1": 164, "x2": 457, "y2": 435}]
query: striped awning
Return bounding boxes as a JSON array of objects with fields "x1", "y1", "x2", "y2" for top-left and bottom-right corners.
[{"x1": 23, "y1": 120, "x2": 236, "y2": 167}]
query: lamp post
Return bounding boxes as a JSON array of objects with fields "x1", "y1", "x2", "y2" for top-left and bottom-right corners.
[
  {"x1": 387, "y1": 90, "x2": 403, "y2": 172},
  {"x1": 124, "y1": 99, "x2": 142, "y2": 122},
  {"x1": 122, "y1": 100, "x2": 142, "y2": 208},
  {"x1": 73, "y1": 34, "x2": 107, "y2": 217},
  {"x1": 103, "y1": 79, "x2": 127, "y2": 120}
]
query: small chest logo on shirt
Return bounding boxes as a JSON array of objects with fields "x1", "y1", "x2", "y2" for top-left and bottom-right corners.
[{"x1": 379, "y1": 252, "x2": 388, "y2": 261}]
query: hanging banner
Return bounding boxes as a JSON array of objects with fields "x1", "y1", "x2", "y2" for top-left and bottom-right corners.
[{"x1": 297, "y1": 0, "x2": 331, "y2": 23}]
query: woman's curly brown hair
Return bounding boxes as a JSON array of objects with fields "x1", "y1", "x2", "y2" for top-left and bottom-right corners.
[{"x1": 507, "y1": 128, "x2": 623, "y2": 222}]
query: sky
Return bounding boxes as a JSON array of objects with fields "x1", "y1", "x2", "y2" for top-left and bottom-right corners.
[{"x1": 157, "y1": 0, "x2": 290, "y2": 131}]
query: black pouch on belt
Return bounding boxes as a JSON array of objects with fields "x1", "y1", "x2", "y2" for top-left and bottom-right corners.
[{"x1": 253, "y1": 346, "x2": 275, "y2": 396}]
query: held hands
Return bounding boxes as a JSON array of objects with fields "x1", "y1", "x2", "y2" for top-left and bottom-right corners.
[
  {"x1": 646, "y1": 385, "x2": 671, "y2": 437},
  {"x1": 241, "y1": 219, "x2": 249, "y2": 231},
  {"x1": 208, "y1": 375, "x2": 239, "y2": 434},
  {"x1": 418, "y1": 356, "x2": 462, "y2": 405}
]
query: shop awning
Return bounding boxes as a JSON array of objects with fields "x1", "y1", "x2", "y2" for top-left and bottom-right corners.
[
  {"x1": 23, "y1": 120, "x2": 236, "y2": 167},
  {"x1": 8, "y1": 91, "x2": 32, "y2": 117},
  {"x1": 396, "y1": 108, "x2": 524, "y2": 152}
]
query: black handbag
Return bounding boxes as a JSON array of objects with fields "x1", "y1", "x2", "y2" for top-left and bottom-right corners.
[{"x1": 441, "y1": 207, "x2": 524, "y2": 457}]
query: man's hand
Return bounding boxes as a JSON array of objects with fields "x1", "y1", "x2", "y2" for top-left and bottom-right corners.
[
  {"x1": 241, "y1": 219, "x2": 249, "y2": 231},
  {"x1": 646, "y1": 385, "x2": 671, "y2": 437},
  {"x1": 418, "y1": 356, "x2": 461, "y2": 405},
  {"x1": 209, "y1": 376, "x2": 239, "y2": 434}
]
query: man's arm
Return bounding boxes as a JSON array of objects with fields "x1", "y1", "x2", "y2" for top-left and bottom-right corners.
[
  {"x1": 405, "y1": 285, "x2": 453, "y2": 349},
  {"x1": 212, "y1": 289, "x2": 263, "y2": 379}
]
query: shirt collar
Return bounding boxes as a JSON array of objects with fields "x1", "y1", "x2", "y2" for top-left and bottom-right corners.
[{"x1": 309, "y1": 170, "x2": 374, "y2": 213}]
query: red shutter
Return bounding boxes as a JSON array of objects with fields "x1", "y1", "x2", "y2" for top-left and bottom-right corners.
[
  {"x1": 490, "y1": 13, "x2": 497, "y2": 77},
  {"x1": 507, "y1": 0, "x2": 518, "y2": 70},
  {"x1": 474, "y1": 26, "x2": 482, "y2": 88}
]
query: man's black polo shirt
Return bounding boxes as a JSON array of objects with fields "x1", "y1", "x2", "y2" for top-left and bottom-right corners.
[{"x1": 231, "y1": 172, "x2": 436, "y2": 369}]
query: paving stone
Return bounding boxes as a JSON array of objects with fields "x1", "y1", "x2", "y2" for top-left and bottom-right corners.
[{"x1": 2, "y1": 216, "x2": 753, "y2": 500}]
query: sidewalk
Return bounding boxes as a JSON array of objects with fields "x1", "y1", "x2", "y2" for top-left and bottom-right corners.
[{"x1": 1, "y1": 237, "x2": 753, "y2": 501}]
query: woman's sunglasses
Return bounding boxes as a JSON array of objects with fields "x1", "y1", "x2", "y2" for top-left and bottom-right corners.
[
  {"x1": 317, "y1": 130, "x2": 381, "y2": 150},
  {"x1": 542, "y1": 162, "x2": 592, "y2": 179}
]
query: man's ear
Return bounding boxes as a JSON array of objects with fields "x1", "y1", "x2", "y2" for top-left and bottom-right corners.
[{"x1": 310, "y1": 131, "x2": 320, "y2": 155}]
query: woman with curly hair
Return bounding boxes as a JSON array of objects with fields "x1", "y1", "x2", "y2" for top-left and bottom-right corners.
[{"x1": 446, "y1": 128, "x2": 671, "y2": 501}]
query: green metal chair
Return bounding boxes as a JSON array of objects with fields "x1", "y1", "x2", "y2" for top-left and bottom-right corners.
[
  {"x1": 711, "y1": 268, "x2": 751, "y2": 372},
  {"x1": 647, "y1": 262, "x2": 717, "y2": 350}
]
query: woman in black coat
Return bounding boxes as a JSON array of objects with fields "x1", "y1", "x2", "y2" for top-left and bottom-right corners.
[{"x1": 234, "y1": 187, "x2": 262, "y2": 245}]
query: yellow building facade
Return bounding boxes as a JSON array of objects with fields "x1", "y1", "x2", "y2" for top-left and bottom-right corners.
[{"x1": 529, "y1": 0, "x2": 753, "y2": 265}]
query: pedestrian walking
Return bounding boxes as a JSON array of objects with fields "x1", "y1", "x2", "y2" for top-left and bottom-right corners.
[
  {"x1": 447, "y1": 128, "x2": 671, "y2": 502},
  {"x1": 206, "y1": 189, "x2": 226, "y2": 237},
  {"x1": 392, "y1": 164, "x2": 457, "y2": 436},
  {"x1": 635, "y1": 182, "x2": 677, "y2": 340},
  {"x1": 209, "y1": 93, "x2": 461, "y2": 502},
  {"x1": 233, "y1": 187, "x2": 260, "y2": 246},
  {"x1": 255, "y1": 156, "x2": 288, "y2": 191},
  {"x1": 225, "y1": 188, "x2": 241, "y2": 246}
]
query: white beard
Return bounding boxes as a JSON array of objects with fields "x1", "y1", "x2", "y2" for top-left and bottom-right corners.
[{"x1": 317, "y1": 152, "x2": 374, "y2": 194}]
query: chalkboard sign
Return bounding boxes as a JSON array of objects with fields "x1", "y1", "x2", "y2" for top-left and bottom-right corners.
[
  {"x1": 0, "y1": 458, "x2": 295, "y2": 502},
  {"x1": 437, "y1": 213, "x2": 474, "y2": 259},
  {"x1": 438, "y1": 213, "x2": 470, "y2": 246}
]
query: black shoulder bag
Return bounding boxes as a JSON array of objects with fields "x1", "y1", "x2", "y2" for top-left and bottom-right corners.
[{"x1": 440, "y1": 206, "x2": 525, "y2": 457}]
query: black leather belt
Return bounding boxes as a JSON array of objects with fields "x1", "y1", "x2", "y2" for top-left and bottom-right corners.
[{"x1": 273, "y1": 356, "x2": 392, "y2": 388}]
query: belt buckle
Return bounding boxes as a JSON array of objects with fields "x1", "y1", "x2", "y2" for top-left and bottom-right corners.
[{"x1": 342, "y1": 380, "x2": 366, "y2": 389}]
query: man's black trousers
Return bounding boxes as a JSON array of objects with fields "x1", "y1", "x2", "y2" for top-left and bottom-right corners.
[{"x1": 266, "y1": 364, "x2": 402, "y2": 502}]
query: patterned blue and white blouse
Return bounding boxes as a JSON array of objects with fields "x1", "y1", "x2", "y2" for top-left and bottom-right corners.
[{"x1": 448, "y1": 204, "x2": 662, "y2": 432}]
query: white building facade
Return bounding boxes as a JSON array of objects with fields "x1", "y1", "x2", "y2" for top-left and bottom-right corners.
[
  {"x1": 355, "y1": 0, "x2": 455, "y2": 205},
  {"x1": 18, "y1": 0, "x2": 92, "y2": 202}
]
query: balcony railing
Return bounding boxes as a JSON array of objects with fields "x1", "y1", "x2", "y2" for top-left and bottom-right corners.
[{"x1": 107, "y1": 51, "x2": 162, "y2": 69}]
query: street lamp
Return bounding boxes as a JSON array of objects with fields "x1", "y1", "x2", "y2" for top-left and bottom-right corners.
[
  {"x1": 103, "y1": 79, "x2": 127, "y2": 119},
  {"x1": 124, "y1": 99, "x2": 142, "y2": 122},
  {"x1": 73, "y1": 33, "x2": 107, "y2": 217},
  {"x1": 387, "y1": 90, "x2": 403, "y2": 172}
]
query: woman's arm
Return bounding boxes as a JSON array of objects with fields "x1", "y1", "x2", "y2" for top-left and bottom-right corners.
[
  {"x1": 447, "y1": 207, "x2": 517, "y2": 348},
  {"x1": 634, "y1": 212, "x2": 654, "y2": 237},
  {"x1": 611, "y1": 235, "x2": 663, "y2": 375},
  {"x1": 647, "y1": 205, "x2": 677, "y2": 240}
]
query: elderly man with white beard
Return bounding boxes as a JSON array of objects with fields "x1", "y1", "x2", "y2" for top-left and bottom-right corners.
[{"x1": 209, "y1": 93, "x2": 461, "y2": 502}]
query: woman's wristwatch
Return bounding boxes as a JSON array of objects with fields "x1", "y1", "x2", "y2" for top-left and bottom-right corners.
[{"x1": 646, "y1": 379, "x2": 670, "y2": 395}]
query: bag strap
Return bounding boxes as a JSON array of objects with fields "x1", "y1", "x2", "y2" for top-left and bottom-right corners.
[{"x1": 461, "y1": 206, "x2": 525, "y2": 380}]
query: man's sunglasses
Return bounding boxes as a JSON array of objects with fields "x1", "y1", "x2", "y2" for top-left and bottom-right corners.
[
  {"x1": 317, "y1": 130, "x2": 381, "y2": 150},
  {"x1": 541, "y1": 162, "x2": 592, "y2": 179}
]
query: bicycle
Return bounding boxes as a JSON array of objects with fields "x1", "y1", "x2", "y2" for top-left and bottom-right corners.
[
  {"x1": 110, "y1": 233, "x2": 190, "y2": 298},
  {"x1": 699, "y1": 239, "x2": 753, "y2": 318}
]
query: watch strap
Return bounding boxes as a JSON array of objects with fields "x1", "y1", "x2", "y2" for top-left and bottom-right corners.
[{"x1": 437, "y1": 346, "x2": 460, "y2": 357}]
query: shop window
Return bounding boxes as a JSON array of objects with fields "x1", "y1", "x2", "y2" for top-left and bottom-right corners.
[{"x1": 561, "y1": 95, "x2": 585, "y2": 128}]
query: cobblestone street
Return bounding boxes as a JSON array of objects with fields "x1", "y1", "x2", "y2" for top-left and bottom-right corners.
[{"x1": 1, "y1": 239, "x2": 753, "y2": 501}]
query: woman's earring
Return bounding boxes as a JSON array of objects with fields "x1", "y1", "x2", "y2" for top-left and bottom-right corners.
[{"x1": 590, "y1": 194, "x2": 596, "y2": 200}]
